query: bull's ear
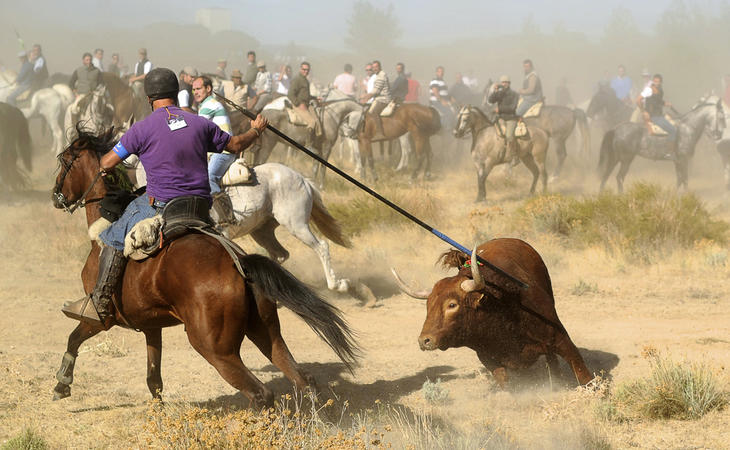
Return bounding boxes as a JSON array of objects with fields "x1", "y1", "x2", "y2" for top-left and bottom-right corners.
[{"x1": 467, "y1": 291, "x2": 485, "y2": 308}]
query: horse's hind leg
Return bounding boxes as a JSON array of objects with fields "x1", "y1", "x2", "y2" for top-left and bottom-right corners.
[
  {"x1": 250, "y1": 219, "x2": 290, "y2": 263},
  {"x1": 246, "y1": 294, "x2": 314, "y2": 392},
  {"x1": 615, "y1": 155, "x2": 635, "y2": 194},
  {"x1": 144, "y1": 328, "x2": 163, "y2": 399},
  {"x1": 53, "y1": 322, "x2": 102, "y2": 400},
  {"x1": 186, "y1": 316, "x2": 274, "y2": 408},
  {"x1": 284, "y1": 213, "x2": 346, "y2": 292},
  {"x1": 551, "y1": 137, "x2": 568, "y2": 181}
]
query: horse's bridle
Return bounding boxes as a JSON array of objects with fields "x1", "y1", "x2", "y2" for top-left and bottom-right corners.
[{"x1": 53, "y1": 148, "x2": 104, "y2": 214}]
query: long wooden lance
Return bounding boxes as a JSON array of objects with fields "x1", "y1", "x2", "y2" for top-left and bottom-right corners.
[{"x1": 215, "y1": 93, "x2": 529, "y2": 289}]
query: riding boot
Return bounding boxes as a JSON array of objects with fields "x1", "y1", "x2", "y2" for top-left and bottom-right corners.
[
  {"x1": 372, "y1": 114, "x2": 386, "y2": 141},
  {"x1": 212, "y1": 191, "x2": 237, "y2": 226},
  {"x1": 62, "y1": 246, "x2": 127, "y2": 329}
]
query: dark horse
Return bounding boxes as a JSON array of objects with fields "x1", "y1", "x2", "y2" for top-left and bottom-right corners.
[
  {"x1": 523, "y1": 105, "x2": 590, "y2": 179},
  {"x1": 598, "y1": 96, "x2": 725, "y2": 192},
  {"x1": 101, "y1": 73, "x2": 150, "y2": 126},
  {"x1": 358, "y1": 103, "x2": 441, "y2": 181},
  {"x1": 51, "y1": 127, "x2": 359, "y2": 407},
  {"x1": 0, "y1": 102, "x2": 32, "y2": 189},
  {"x1": 586, "y1": 85, "x2": 634, "y2": 132}
]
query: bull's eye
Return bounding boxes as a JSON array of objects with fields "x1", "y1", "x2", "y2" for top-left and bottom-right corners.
[{"x1": 448, "y1": 302, "x2": 457, "y2": 309}]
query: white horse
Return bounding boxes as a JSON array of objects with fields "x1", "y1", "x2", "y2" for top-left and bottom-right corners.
[
  {"x1": 64, "y1": 85, "x2": 114, "y2": 135},
  {"x1": 221, "y1": 163, "x2": 352, "y2": 292},
  {"x1": 127, "y1": 160, "x2": 353, "y2": 292},
  {"x1": 22, "y1": 85, "x2": 74, "y2": 155}
]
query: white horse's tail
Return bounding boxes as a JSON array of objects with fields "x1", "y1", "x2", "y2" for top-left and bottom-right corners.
[{"x1": 307, "y1": 182, "x2": 351, "y2": 248}]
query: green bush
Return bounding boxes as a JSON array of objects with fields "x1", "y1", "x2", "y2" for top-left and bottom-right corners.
[
  {"x1": 515, "y1": 183, "x2": 729, "y2": 258},
  {"x1": 1, "y1": 428, "x2": 48, "y2": 450},
  {"x1": 603, "y1": 350, "x2": 727, "y2": 421}
]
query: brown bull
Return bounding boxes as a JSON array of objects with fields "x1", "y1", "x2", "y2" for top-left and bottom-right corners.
[{"x1": 392, "y1": 239, "x2": 592, "y2": 387}]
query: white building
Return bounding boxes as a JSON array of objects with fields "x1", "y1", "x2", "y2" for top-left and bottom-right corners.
[{"x1": 195, "y1": 8, "x2": 231, "y2": 34}]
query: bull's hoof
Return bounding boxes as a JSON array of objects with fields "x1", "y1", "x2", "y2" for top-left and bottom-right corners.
[{"x1": 53, "y1": 383, "x2": 71, "y2": 401}]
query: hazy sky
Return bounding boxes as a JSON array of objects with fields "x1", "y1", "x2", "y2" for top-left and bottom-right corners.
[{"x1": 2, "y1": 0, "x2": 701, "y2": 50}]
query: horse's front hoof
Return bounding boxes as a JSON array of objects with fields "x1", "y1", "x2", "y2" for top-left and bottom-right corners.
[{"x1": 53, "y1": 383, "x2": 71, "y2": 401}]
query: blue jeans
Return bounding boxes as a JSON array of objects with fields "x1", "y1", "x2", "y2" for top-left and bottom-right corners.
[
  {"x1": 208, "y1": 152, "x2": 237, "y2": 194},
  {"x1": 99, "y1": 194, "x2": 159, "y2": 251},
  {"x1": 651, "y1": 116, "x2": 677, "y2": 141},
  {"x1": 6, "y1": 83, "x2": 31, "y2": 106},
  {"x1": 516, "y1": 98, "x2": 538, "y2": 117}
]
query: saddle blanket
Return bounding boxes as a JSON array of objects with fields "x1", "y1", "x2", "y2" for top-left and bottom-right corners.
[
  {"x1": 522, "y1": 101, "x2": 543, "y2": 118},
  {"x1": 649, "y1": 115, "x2": 676, "y2": 136},
  {"x1": 263, "y1": 96, "x2": 290, "y2": 111}
]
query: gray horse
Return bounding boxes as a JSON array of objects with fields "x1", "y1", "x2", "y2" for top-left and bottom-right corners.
[
  {"x1": 454, "y1": 105, "x2": 550, "y2": 202},
  {"x1": 599, "y1": 96, "x2": 725, "y2": 192},
  {"x1": 714, "y1": 102, "x2": 730, "y2": 190},
  {"x1": 255, "y1": 90, "x2": 363, "y2": 187}
]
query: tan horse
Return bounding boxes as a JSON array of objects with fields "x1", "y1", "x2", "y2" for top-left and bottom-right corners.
[
  {"x1": 454, "y1": 105, "x2": 549, "y2": 202},
  {"x1": 358, "y1": 103, "x2": 441, "y2": 181}
]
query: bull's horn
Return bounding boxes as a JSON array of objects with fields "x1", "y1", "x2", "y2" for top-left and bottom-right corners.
[
  {"x1": 461, "y1": 246, "x2": 486, "y2": 292},
  {"x1": 390, "y1": 268, "x2": 431, "y2": 299}
]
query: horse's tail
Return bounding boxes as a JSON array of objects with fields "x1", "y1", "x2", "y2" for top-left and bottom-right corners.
[
  {"x1": 240, "y1": 254, "x2": 360, "y2": 372},
  {"x1": 598, "y1": 129, "x2": 615, "y2": 174},
  {"x1": 573, "y1": 108, "x2": 591, "y2": 157},
  {"x1": 428, "y1": 106, "x2": 442, "y2": 134},
  {"x1": 307, "y1": 182, "x2": 351, "y2": 248}
]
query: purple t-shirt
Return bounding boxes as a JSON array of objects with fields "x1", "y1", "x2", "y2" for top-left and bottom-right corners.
[{"x1": 113, "y1": 105, "x2": 231, "y2": 202}]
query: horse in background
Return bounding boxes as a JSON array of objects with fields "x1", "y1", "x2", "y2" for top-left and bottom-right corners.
[
  {"x1": 0, "y1": 102, "x2": 33, "y2": 189},
  {"x1": 101, "y1": 72, "x2": 150, "y2": 126},
  {"x1": 586, "y1": 84, "x2": 634, "y2": 133},
  {"x1": 599, "y1": 96, "x2": 725, "y2": 192}
]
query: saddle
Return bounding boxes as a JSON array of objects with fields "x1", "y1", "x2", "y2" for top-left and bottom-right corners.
[
  {"x1": 495, "y1": 119, "x2": 529, "y2": 139},
  {"x1": 221, "y1": 160, "x2": 256, "y2": 186},
  {"x1": 123, "y1": 196, "x2": 248, "y2": 277}
]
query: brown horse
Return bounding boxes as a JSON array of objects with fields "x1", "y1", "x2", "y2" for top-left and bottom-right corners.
[
  {"x1": 358, "y1": 103, "x2": 441, "y2": 181},
  {"x1": 50, "y1": 127, "x2": 359, "y2": 407},
  {"x1": 0, "y1": 102, "x2": 32, "y2": 189},
  {"x1": 101, "y1": 73, "x2": 150, "y2": 126}
]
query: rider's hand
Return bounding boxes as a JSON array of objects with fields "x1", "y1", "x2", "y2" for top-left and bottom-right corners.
[{"x1": 252, "y1": 114, "x2": 268, "y2": 133}]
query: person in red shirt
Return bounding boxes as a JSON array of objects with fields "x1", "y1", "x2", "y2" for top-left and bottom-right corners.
[{"x1": 405, "y1": 72, "x2": 421, "y2": 103}]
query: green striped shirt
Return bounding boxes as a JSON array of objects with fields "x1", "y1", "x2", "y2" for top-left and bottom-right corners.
[{"x1": 198, "y1": 96, "x2": 232, "y2": 135}]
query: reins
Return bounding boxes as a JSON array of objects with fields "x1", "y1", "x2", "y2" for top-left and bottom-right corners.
[{"x1": 54, "y1": 149, "x2": 105, "y2": 214}]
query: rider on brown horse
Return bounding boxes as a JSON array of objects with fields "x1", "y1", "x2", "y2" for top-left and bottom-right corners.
[
  {"x1": 62, "y1": 67, "x2": 268, "y2": 328},
  {"x1": 361, "y1": 60, "x2": 391, "y2": 140}
]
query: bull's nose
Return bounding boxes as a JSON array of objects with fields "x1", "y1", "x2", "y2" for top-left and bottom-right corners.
[{"x1": 418, "y1": 335, "x2": 434, "y2": 351}]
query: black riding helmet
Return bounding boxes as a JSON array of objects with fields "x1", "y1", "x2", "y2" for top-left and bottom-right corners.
[{"x1": 144, "y1": 68, "x2": 179, "y2": 100}]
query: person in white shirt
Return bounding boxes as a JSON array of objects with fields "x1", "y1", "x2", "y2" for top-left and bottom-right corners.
[
  {"x1": 274, "y1": 65, "x2": 291, "y2": 97},
  {"x1": 129, "y1": 48, "x2": 153, "y2": 99},
  {"x1": 92, "y1": 48, "x2": 104, "y2": 71},
  {"x1": 333, "y1": 63, "x2": 357, "y2": 97},
  {"x1": 177, "y1": 66, "x2": 197, "y2": 112},
  {"x1": 250, "y1": 61, "x2": 273, "y2": 112}
]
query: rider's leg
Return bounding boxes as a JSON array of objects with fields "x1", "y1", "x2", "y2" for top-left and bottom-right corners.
[
  {"x1": 651, "y1": 115, "x2": 678, "y2": 159},
  {"x1": 209, "y1": 153, "x2": 238, "y2": 225},
  {"x1": 62, "y1": 245, "x2": 127, "y2": 328},
  {"x1": 6, "y1": 83, "x2": 30, "y2": 106},
  {"x1": 370, "y1": 101, "x2": 387, "y2": 140},
  {"x1": 504, "y1": 119, "x2": 519, "y2": 166}
]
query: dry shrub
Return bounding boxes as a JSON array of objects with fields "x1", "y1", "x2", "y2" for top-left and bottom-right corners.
[
  {"x1": 1, "y1": 428, "x2": 49, "y2": 450},
  {"x1": 601, "y1": 348, "x2": 727, "y2": 421},
  {"x1": 514, "y1": 183, "x2": 729, "y2": 260},
  {"x1": 327, "y1": 188, "x2": 437, "y2": 236}
]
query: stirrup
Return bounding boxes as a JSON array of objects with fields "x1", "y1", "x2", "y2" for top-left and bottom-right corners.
[{"x1": 62, "y1": 296, "x2": 111, "y2": 329}]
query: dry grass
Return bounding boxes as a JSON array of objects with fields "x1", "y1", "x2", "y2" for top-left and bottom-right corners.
[
  {"x1": 514, "y1": 183, "x2": 729, "y2": 261},
  {"x1": 600, "y1": 348, "x2": 728, "y2": 422}
]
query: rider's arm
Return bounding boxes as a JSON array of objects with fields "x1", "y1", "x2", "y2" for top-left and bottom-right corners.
[
  {"x1": 225, "y1": 114, "x2": 268, "y2": 154},
  {"x1": 100, "y1": 151, "x2": 123, "y2": 172}
]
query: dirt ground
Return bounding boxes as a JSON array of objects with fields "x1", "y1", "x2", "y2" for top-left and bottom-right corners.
[{"x1": 1, "y1": 127, "x2": 729, "y2": 448}]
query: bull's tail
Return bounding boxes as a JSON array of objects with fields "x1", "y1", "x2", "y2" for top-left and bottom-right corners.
[
  {"x1": 240, "y1": 254, "x2": 360, "y2": 372},
  {"x1": 598, "y1": 129, "x2": 616, "y2": 175},
  {"x1": 573, "y1": 108, "x2": 591, "y2": 158},
  {"x1": 307, "y1": 182, "x2": 351, "y2": 248}
]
